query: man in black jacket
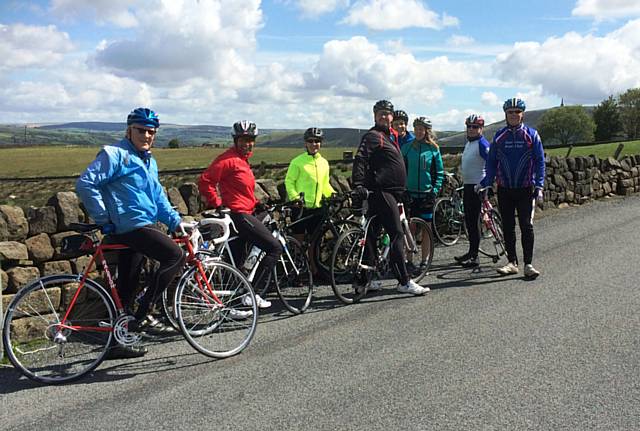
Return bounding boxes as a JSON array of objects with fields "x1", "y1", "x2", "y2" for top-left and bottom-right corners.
[{"x1": 351, "y1": 100, "x2": 429, "y2": 295}]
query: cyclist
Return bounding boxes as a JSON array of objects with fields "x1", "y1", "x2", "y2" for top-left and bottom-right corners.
[
  {"x1": 454, "y1": 114, "x2": 490, "y2": 268},
  {"x1": 479, "y1": 98, "x2": 544, "y2": 278},
  {"x1": 284, "y1": 127, "x2": 335, "y2": 247},
  {"x1": 401, "y1": 116, "x2": 443, "y2": 273},
  {"x1": 351, "y1": 100, "x2": 429, "y2": 295},
  {"x1": 76, "y1": 107, "x2": 184, "y2": 359},
  {"x1": 392, "y1": 109, "x2": 415, "y2": 148},
  {"x1": 199, "y1": 120, "x2": 280, "y2": 308}
]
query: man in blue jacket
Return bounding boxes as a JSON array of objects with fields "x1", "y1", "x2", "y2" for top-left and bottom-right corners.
[
  {"x1": 480, "y1": 98, "x2": 544, "y2": 278},
  {"x1": 77, "y1": 107, "x2": 184, "y2": 358}
]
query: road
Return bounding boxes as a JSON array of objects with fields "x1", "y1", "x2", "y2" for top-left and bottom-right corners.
[{"x1": 1, "y1": 195, "x2": 639, "y2": 430}]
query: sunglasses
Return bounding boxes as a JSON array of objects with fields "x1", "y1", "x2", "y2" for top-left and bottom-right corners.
[
  {"x1": 306, "y1": 139, "x2": 322, "y2": 144},
  {"x1": 132, "y1": 127, "x2": 157, "y2": 136},
  {"x1": 506, "y1": 110, "x2": 523, "y2": 115},
  {"x1": 467, "y1": 125, "x2": 481, "y2": 130}
]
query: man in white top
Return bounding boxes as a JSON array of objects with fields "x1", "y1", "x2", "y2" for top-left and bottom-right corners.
[{"x1": 454, "y1": 114, "x2": 490, "y2": 267}]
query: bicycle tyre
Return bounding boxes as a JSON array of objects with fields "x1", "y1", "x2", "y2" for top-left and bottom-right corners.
[
  {"x1": 489, "y1": 209, "x2": 507, "y2": 260},
  {"x1": 176, "y1": 260, "x2": 258, "y2": 358},
  {"x1": 406, "y1": 217, "x2": 434, "y2": 282},
  {"x1": 312, "y1": 219, "x2": 360, "y2": 281},
  {"x1": 330, "y1": 227, "x2": 369, "y2": 304},
  {"x1": 2, "y1": 274, "x2": 116, "y2": 384},
  {"x1": 274, "y1": 236, "x2": 313, "y2": 314},
  {"x1": 432, "y1": 198, "x2": 463, "y2": 246}
]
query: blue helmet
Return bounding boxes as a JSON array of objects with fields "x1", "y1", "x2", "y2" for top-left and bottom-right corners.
[
  {"x1": 127, "y1": 107, "x2": 160, "y2": 128},
  {"x1": 503, "y1": 98, "x2": 526, "y2": 112}
]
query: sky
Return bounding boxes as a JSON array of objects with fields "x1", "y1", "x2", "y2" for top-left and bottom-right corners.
[{"x1": 1, "y1": 0, "x2": 639, "y2": 131}]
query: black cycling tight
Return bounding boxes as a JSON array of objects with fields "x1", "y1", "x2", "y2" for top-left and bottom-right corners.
[{"x1": 497, "y1": 186, "x2": 535, "y2": 265}]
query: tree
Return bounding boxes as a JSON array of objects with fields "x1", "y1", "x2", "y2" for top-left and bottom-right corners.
[
  {"x1": 537, "y1": 105, "x2": 595, "y2": 146},
  {"x1": 592, "y1": 95, "x2": 621, "y2": 141},
  {"x1": 168, "y1": 138, "x2": 180, "y2": 148},
  {"x1": 617, "y1": 87, "x2": 640, "y2": 139}
]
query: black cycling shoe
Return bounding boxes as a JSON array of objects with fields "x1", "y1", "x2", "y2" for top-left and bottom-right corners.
[
  {"x1": 460, "y1": 256, "x2": 479, "y2": 268},
  {"x1": 104, "y1": 344, "x2": 147, "y2": 360},
  {"x1": 454, "y1": 253, "x2": 471, "y2": 263},
  {"x1": 138, "y1": 315, "x2": 176, "y2": 336}
]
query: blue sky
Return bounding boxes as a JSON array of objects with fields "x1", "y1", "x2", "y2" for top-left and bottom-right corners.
[{"x1": 1, "y1": 0, "x2": 639, "y2": 130}]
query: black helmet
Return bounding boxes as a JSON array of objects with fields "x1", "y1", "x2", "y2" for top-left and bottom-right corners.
[
  {"x1": 304, "y1": 127, "x2": 323, "y2": 141},
  {"x1": 393, "y1": 110, "x2": 408, "y2": 123},
  {"x1": 373, "y1": 100, "x2": 394, "y2": 113},
  {"x1": 232, "y1": 120, "x2": 258, "y2": 138}
]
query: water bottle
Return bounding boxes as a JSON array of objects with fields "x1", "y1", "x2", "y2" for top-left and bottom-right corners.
[
  {"x1": 244, "y1": 245, "x2": 261, "y2": 271},
  {"x1": 381, "y1": 233, "x2": 390, "y2": 247}
]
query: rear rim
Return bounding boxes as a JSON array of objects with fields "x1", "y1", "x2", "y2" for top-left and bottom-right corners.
[
  {"x1": 406, "y1": 217, "x2": 433, "y2": 282},
  {"x1": 313, "y1": 220, "x2": 359, "y2": 280},
  {"x1": 176, "y1": 261, "x2": 257, "y2": 358},
  {"x1": 274, "y1": 236, "x2": 313, "y2": 314},
  {"x1": 3, "y1": 275, "x2": 115, "y2": 384},
  {"x1": 490, "y1": 210, "x2": 507, "y2": 259},
  {"x1": 433, "y1": 198, "x2": 462, "y2": 246},
  {"x1": 330, "y1": 228, "x2": 369, "y2": 304}
]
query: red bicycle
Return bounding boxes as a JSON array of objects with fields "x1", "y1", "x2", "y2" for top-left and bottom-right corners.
[
  {"x1": 2, "y1": 219, "x2": 257, "y2": 384},
  {"x1": 477, "y1": 188, "x2": 507, "y2": 263}
]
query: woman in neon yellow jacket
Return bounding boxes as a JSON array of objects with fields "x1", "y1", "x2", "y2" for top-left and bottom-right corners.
[{"x1": 285, "y1": 127, "x2": 335, "y2": 238}]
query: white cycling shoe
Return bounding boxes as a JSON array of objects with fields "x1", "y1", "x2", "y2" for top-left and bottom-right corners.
[{"x1": 397, "y1": 280, "x2": 430, "y2": 295}]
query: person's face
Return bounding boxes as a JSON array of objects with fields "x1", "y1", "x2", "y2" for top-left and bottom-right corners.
[
  {"x1": 375, "y1": 110, "x2": 394, "y2": 129},
  {"x1": 305, "y1": 137, "x2": 322, "y2": 155},
  {"x1": 505, "y1": 109, "x2": 524, "y2": 127},
  {"x1": 466, "y1": 123, "x2": 483, "y2": 139},
  {"x1": 414, "y1": 124, "x2": 427, "y2": 141},
  {"x1": 235, "y1": 135, "x2": 255, "y2": 156},
  {"x1": 127, "y1": 125, "x2": 157, "y2": 152},
  {"x1": 392, "y1": 119, "x2": 407, "y2": 136}
]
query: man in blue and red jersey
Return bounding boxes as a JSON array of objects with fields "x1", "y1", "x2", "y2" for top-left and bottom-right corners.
[
  {"x1": 351, "y1": 100, "x2": 429, "y2": 296},
  {"x1": 199, "y1": 120, "x2": 281, "y2": 308},
  {"x1": 479, "y1": 97, "x2": 545, "y2": 279}
]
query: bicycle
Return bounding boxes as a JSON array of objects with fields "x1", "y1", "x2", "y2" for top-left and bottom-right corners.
[
  {"x1": 476, "y1": 188, "x2": 507, "y2": 263},
  {"x1": 432, "y1": 185, "x2": 466, "y2": 246},
  {"x1": 2, "y1": 219, "x2": 257, "y2": 384},
  {"x1": 208, "y1": 203, "x2": 313, "y2": 315},
  {"x1": 329, "y1": 196, "x2": 432, "y2": 304}
]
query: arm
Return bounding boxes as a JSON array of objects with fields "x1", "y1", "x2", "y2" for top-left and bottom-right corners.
[
  {"x1": 352, "y1": 133, "x2": 374, "y2": 188},
  {"x1": 198, "y1": 157, "x2": 224, "y2": 208},
  {"x1": 480, "y1": 137, "x2": 498, "y2": 188},
  {"x1": 479, "y1": 137, "x2": 490, "y2": 162},
  {"x1": 432, "y1": 149, "x2": 445, "y2": 195},
  {"x1": 532, "y1": 130, "x2": 545, "y2": 189},
  {"x1": 75, "y1": 148, "x2": 116, "y2": 226},
  {"x1": 284, "y1": 159, "x2": 300, "y2": 201},
  {"x1": 321, "y1": 158, "x2": 335, "y2": 198},
  {"x1": 150, "y1": 159, "x2": 181, "y2": 232}
]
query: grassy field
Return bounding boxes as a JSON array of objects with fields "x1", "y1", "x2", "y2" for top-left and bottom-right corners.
[
  {"x1": 0, "y1": 145, "x2": 357, "y2": 177},
  {"x1": 545, "y1": 140, "x2": 640, "y2": 158}
]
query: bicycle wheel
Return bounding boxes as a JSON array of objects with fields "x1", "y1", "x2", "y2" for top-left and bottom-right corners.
[
  {"x1": 405, "y1": 217, "x2": 434, "y2": 282},
  {"x1": 312, "y1": 219, "x2": 359, "y2": 281},
  {"x1": 330, "y1": 227, "x2": 369, "y2": 304},
  {"x1": 2, "y1": 275, "x2": 115, "y2": 384},
  {"x1": 433, "y1": 198, "x2": 463, "y2": 246},
  {"x1": 176, "y1": 260, "x2": 258, "y2": 358},
  {"x1": 274, "y1": 236, "x2": 313, "y2": 314},
  {"x1": 489, "y1": 209, "x2": 507, "y2": 261}
]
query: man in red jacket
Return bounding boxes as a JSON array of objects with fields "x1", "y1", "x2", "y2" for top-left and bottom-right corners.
[{"x1": 199, "y1": 120, "x2": 280, "y2": 308}]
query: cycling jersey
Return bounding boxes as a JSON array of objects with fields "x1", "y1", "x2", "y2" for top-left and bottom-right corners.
[
  {"x1": 352, "y1": 125, "x2": 406, "y2": 192},
  {"x1": 399, "y1": 131, "x2": 415, "y2": 148},
  {"x1": 76, "y1": 138, "x2": 180, "y2": 234},
  {"x1": 401, "y1": 140, "x2": 444, "y2": 196},
  {"x1": 481, "y1": 124, "x2": 545, "y2": 189},
  {"x1": 461, "y1": 136, "x2": 490, "y2": 185},
  {"x1": 199, "y1": 147, "x2": 257, "y2": 214},
  {"x1": 285, "y1": 152, "x2": 335, "y2": 208}
]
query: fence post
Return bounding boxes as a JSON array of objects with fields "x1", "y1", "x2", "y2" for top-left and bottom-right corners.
[
  {"x1": 565, "y1": 145, "x2": 573, "y2": 157},
  {"x1": 613, "y1": 143, "x2": 624, "y2": 160}
]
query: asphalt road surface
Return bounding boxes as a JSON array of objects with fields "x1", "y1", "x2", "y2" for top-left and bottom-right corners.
[{"x1": 1, "y1": 195, "x2": 639, "y2": 430}]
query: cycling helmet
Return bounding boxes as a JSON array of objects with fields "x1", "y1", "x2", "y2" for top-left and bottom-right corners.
[
  {"x1": 503, "y1": 97, "x2": 526, "y2": 112},
  {"x1": 127, "y1": 107, "x2": 160, "y2": 128},
  {"x1": 465, "y1": 114, "x2": 485, "y2": 127},
  {"x1": 413, "y1": 116, "x2": 432, "y2": 130},
  {"x1": 393, "y1": 110, "x2": 409, "y2": 123},
  {"x1": 304, "y1": 127, "x2": 324, "y2": 141},
  {"x1": 232, "y1": 120, "x2": 258, "y2": 138},
  {"x1": 373, "y1": 100, "x2": 394, "y2": 113}
]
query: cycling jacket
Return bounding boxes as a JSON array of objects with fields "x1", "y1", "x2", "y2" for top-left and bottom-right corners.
[
  {"x1": 399, "y1": 131, "x2": 415, "y2": 149},
  {"x1": 461, "y1": 136, "x2": 490, "y2": 185},
  {"x1": 285, "y1": 152, "x2": 335, "y2": 208},
  {"x1": 401, "y1": 140, "x2": 444, "y2": 196},
  {"x1": 199, "y1": 146, "x2": 257, "y2": 214},
  {"x1": 76, "y1": 138, "x2": 180, "y2": 234},
  {"x1": 352, "y1": 125, "x2": 406, "y2": 192},
  {"x1": 481, "y1": 124, "x2": 545, "y2": 189}
]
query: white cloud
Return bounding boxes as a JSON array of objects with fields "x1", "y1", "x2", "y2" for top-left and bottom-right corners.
[
  {"x1": 295, "y1": 0, "x2": 350, "y2": 16},
  {"x1": 50, "y1": 0, "x2": 138, "y2": 28},
  {"x1": 572, "y1": 0, "x2": 640, "y2": 21},
  {"x1": 0, "y1": 23, "x2": 74, "y2": 69},
  {"x1": 447, "y1": 35, "x2": 474, "y2": 47},
  {"x1": 342, "y1": 0, "x2": 458, "y2": 31},
  {"x1": 494, "y1": 20, "x2": 640, "y2": 104},
  {"x1": 481, "y1": 91, "x2": 500, "y2": 107}
]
